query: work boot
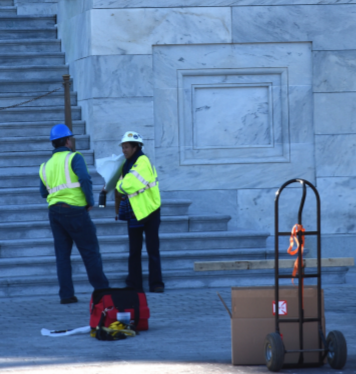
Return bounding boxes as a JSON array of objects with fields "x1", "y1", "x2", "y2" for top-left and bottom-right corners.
[
  {"x1": 60, "y1": 296, "x2": 78, "y2": 304},
  {"x1": 152, "y1": 287, "x2": 164, "y2": 293}
]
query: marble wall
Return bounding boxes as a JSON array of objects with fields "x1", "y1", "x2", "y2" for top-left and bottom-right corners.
[
  {"x1": 56, "y1": 1, "x2": 356, "y2": 269},
  {"x1": 57, "y1": 3, "x2": 233, "y2": 160}
]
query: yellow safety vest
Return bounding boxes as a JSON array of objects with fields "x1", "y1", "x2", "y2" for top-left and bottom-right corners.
[
  {"x1": 116, "y1": 155, "x2": 161, "y2": 221},
  {"x1": 39, "y1": 151, "x2": 87, "y2": 207}
]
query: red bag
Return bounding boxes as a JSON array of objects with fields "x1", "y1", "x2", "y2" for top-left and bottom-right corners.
[{"x1": 89, "y1": 288, "x2": 150, "y2": 331}]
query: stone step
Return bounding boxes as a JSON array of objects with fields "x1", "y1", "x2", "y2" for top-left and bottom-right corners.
[
  {"x1": 0, "y1": 215, "x2": 229, "y2": 243},
  {"x1": 0, "y1": 65, "x2": 68, "y2": 80},
  {"x1": 0, "y1": 7, "x2": 16, "y2": 16},
  {"x1": 0, "y1": 230, "x2": 269, "y2": 258},
  {"x1": 0, "y1": 1, "x2": 14, "y2": 6},
  {"x1": 0, "y1": 257, "x2": 348, "y2": 297},
  {"x1": 0, "y1": 79, "x2": 70, "y2": 93},
  {"x1": 0, "y1": 149, "x2": 94, "y2": 167},
  {"x1": 161, "y1": 267, "x2": 349, "y2": 289},
  {"x1": 0, "y1": 214, "x2": 230, "y2": 241},
  {"x1": 0, "y1": 199, "x2": 227, "y2": 227},
  {"x1": 0, "y1": 52, "x2": 65, "y2": 66},
  {"x1": 0, "y1": 134, "x2": 88, "y2": 154},
  {"x1": 0, "y1": 196, "x2": 191, "y2": 217},
  {"x1": 0, "y1": 15, "x2": 55, "y2": 29},
  {"x1": 0, "y1": 91, "x2": 76, "y2": 108},
  {"x1": 0, "y1": 120, "x2": 84, "y2": 137},
  {"x1": 0, "y1": 165, "x2": 102, "y2": 188},
  {"x1": 0, "y1": 199, "x2": 192, "y2": 222},
  {"x1": 0, "y1": 28, "x2": 56, "y2": 40},
  {"x1": 0, "y1": 105, "x2": 80, "y2": 122},
  {"x1": 0, "y1": 248, "x2": 271, "y2": 277},
  {"x1": 0, "y1": 39, "x2": 61, "y2": 52}
]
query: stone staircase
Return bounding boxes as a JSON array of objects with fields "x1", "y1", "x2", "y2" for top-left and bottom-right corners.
[{"x1": 0, "y1": 1, "x2": 350, "y2": 297}]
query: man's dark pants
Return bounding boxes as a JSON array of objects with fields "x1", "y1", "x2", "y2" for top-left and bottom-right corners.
[
  {"x1": 49, "y1": 204, "x2": 109, "y2": 300},
  {"x1": 126, "y1": 208, "x2": 164, "y2": 292}
]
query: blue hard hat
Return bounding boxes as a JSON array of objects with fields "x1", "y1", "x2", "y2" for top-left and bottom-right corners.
[{"x1": 50, "y1": 124, "x2": 73, "y2": 141}]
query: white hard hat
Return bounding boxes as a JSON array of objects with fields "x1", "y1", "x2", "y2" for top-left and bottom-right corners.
[{"x1": 119, "y1": 131, "x2": 144, "y2": 146}]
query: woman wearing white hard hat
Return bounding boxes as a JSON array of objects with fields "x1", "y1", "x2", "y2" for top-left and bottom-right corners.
[{"x1": 116, "y1": 131, "x2": 164, "y2": 293}]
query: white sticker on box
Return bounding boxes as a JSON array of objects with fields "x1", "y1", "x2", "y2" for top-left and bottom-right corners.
[{"x1": 272, "y1": 300, "x2": 288, "y2": 316}]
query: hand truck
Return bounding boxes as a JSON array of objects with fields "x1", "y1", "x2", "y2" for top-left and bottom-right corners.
[{"x1": 264, "y1": 178, "x2": 347, "y2": 372}]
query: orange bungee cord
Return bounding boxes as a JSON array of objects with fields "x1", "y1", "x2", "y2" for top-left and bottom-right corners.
[{"x1": 287, "y1": 224, "x2": 306, "y2": 307}]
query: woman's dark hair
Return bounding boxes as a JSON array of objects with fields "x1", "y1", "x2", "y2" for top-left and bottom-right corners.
[
  {"x1": 52, "y1": 136, "x2": 69, "y2": 149},
  {"x1": 128, "y1": 141, "x2": 142, "y2": 150}
]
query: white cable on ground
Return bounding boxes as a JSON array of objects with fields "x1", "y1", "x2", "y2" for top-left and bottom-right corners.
[{"x1": 41, "y1": 325, "x2": 91, "y2": 337}]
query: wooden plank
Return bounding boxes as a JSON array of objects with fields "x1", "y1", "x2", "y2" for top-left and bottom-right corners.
[{"x1": 194, "y1": 257, "x2": 355, "y2": 272}]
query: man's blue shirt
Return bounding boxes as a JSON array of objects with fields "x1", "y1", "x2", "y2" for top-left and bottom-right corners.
[{"x1": 40, "y1": 147, "x2": 95, "y2": 207}]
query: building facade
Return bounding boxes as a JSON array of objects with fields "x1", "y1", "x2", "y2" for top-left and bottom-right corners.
[{"x1": 22, "y1": 0, "x2": 356, "y2": 281}]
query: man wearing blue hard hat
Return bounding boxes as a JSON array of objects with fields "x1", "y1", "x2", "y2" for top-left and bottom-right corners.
[{"x1": 39, "y1": 124, "x2": 109, "y2": 304}]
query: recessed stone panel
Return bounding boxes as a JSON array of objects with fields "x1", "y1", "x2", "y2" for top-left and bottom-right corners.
[
  {"x1": 154, "y1": 42, "x2": 314, "y2": 189},
  {"x1": 177, "y1": 67, "x2": 289, "y2": 165},
  {"x1": 193, "y1": 85, "x2": 271, "y2": 148}
]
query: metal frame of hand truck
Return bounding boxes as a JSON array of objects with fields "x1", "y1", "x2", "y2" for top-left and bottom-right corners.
[{"x1": 274, "y1": 178, "x2": 326, "y2": 368}]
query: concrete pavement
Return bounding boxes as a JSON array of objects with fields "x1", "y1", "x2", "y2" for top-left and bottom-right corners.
[{"x1": 0, "y1": 285, "x2": 355, "y2": 374}]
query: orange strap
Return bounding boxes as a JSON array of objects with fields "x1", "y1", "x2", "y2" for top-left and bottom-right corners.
[{"x1": 287, "y1": 224, "x2": 305, "y2": 281}]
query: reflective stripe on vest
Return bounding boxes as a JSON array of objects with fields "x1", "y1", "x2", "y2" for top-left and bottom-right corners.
[
  {"x1": 42, "y1": 153, "x2": 81, "y2": 194},
  {"x1": 127, "y1": 181, "x2": 158, "y2": 199},
  {"x1": 129, "y1": 169, "x2": 150, "y2": 186},
  {"x1": 126, "y1": 166, "x2": 159, "y2": 198}
]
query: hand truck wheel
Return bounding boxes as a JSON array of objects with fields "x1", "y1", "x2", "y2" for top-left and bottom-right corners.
[
  {"x1": 264, "y1": 332, "x2": 285, "y2": 372},
  {"x1": 327, "y1": 330, "x2": 347, "y2": 369}
]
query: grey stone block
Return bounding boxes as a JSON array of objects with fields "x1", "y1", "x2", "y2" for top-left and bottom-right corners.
[
  {"x1": 0, "y1": 65, "x2": 68, "y2": 80},
  {"x1": 189, "y1": 215, "x2": 230, "y2": 232},
  {"x1": 0, "y1": 120, "x2": 84, "y2": 137},
  {"x1": 0, "y1": 39, "x2": 61, "y2": 52},
  {"x1": 0, "y1": 149, "x2": 94, "y2": 167},
  {"x1": 0, "y1": 156, "x2": 99, "y2": 190},
  {"x1": 317, "y1": 177, "x2": 356, "y2": 235},
  {"x1": 0, "y1": 15, "x2": 55, "y2": 29},
  {"x1": 0, "y1": 105, "x2": 80, "y2": 123},
  {"x1": 232, "y1": 5, "x2": 356, "y2": 50},
  {"x1": 0, "y1": 52, "x2": 65, "y2": 66},
  {"x1": 314, "y1": 92, "x2": 356, "y2": 135},
  {"x1": 161, "y1": 190, "x2": 237, "y2": 231},
  {"x1": 0, "y1": 27, "x2": 56, "y2": 39},
  {"x1": 0, "y1": 91, "x2": 77, "y2": 107},
  {"x1": 316, "y1": 134, "x2": 356, "y2": 177},
  {"x1": 16, "y1": 3, "x2": 57, "y2": 16},
  {"x1": 0, "y1": 78, "x2": 69, "y2": 93},
  {"x1": 158, "y1": 231, "x2": 269, "y2": 251},
  {"x1": 0, "y1": 187, "x2": 43, "y2": 205},
  {"x1": 73, "y1": 55, "x2": 153, "y2": 100},
  {"x1": 0, "y1": 7, "x2": 16, "y2": 16},
  {"x1": 89, "y1": 7, "x2": 232, "y2": 55},
  {"x1": 313, "y1": 50, "x2": 356, "y2": 92},
  {"x1": 159, "y1": 199, "x2": 191, "y2": 216}
]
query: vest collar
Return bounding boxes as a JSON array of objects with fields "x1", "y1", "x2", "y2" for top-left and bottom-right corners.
[{"x1": 52, "y1": 147, "x2": 72, "y2": 155}]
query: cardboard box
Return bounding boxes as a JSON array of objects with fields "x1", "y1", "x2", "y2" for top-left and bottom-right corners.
[{"x1": 226, "y1": 286, "x2": 325, "y2": 365}]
